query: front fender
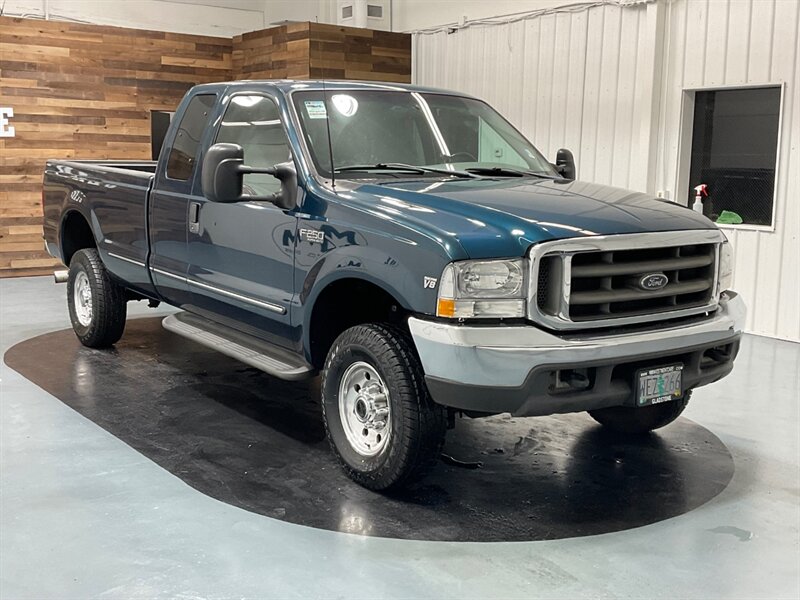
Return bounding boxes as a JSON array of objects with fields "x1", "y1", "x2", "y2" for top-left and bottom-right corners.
[{"x1": 296, "y1": 235, "x2": 452, "y2": 351}]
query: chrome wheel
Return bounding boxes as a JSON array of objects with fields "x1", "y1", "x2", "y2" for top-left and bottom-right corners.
[
  {"x1": 338, "y1": 361, "x2": 391, "y2": 457},
  {"x1": 73, "y1": 270, "x2": 92, "y2": 326}
]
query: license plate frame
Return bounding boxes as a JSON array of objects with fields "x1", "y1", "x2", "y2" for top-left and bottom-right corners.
[{"x1": 635, "y1": 364, "x2": 684, "y2": 407}]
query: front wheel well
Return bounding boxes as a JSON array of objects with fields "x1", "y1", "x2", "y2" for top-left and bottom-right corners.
[
  {"x1": 61, "y1": 211, "x2": 96, "y2": 266},
  {"x1": 308, "y1": 278, "x2": 408, "y2": 369}
]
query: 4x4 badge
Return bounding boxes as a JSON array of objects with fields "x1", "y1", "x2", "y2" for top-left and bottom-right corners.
[{"x1": 423, "y1": 276, "x2": 437, "y2": 289}]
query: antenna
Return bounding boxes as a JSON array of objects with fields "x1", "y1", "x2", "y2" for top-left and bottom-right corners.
[{"x1": 317, "y1": 18, "x2": 336, "y2": 189}]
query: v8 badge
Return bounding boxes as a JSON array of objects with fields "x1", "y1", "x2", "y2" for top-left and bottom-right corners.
[{"x1": 423, "y1": 276, "x2": 437, "y2": 289}]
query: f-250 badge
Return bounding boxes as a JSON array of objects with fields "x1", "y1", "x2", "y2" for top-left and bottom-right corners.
[{"x1": 299, "y1": 228, "x2": 325, "y2": 244}]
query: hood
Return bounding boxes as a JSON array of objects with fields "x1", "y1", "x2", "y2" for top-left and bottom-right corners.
[{"x1": 344, "y1": 177, "x2": 716, "y2": 259}]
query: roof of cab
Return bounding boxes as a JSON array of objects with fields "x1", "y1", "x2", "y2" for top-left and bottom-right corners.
[{"x1": 188, "y1": 79, "x2": 478, "y2": 99}]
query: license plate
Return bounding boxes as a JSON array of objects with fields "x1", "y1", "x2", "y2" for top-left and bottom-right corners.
[{"x1": 636, "y1": 364, "x2": 683, "y2": 407}]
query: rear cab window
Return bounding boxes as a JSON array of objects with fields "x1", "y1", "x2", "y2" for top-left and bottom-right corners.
[{"x1": 166, "y1": 94, "x2": 216, "y2": 181}]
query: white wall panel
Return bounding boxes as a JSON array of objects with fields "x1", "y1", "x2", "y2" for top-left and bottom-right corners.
[
  {"x1": 394, "y1": 0, "x2": 570, "y2": 33},
  {"x1": 1, "y1": 0, "x2": 267, "y2": 36},
  {"x1": 414, "y1": 0, "x2": 799, "y2": 341},
  {"x1": 657, "y1": 0, "x2": 800, "y2": 341},
  {"x1": 415, "y1": 2, "x2": 654, "y2": 189}
]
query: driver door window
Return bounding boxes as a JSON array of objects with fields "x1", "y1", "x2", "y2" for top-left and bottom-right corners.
[{"x1": 215, "y1": 95, "x2": 291, "y2": 196}]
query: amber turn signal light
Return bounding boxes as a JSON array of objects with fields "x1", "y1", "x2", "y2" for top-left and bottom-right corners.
[{"x1": 436, "y1": 298, "x2": 456, "y2": 318}]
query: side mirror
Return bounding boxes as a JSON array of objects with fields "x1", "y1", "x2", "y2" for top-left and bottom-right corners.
[
  {"x1": 554, "y1": 148, "x2": 576, "y2": 181},
  {"x1": 201, "y1": 142, "x2": 298, "y2": 210},
  {"x1": 201, "y1": 143, "x2": 245, "y2": 203}
]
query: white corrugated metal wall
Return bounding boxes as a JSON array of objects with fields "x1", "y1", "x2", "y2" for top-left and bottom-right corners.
[
  {"x1": 413, "y1": 0, "x2": 800, "y2": 341},
  {"x1": 655, "y1": 0, "x2": 799, "y2": 341}
]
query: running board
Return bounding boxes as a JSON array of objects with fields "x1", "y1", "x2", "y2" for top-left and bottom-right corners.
[{"x1": 162, "y1": 312, "x2": 314, "y2": 381}]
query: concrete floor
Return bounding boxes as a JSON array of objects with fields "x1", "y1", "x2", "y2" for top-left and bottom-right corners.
[{"x1": 1, "y1": 275, "x2": 798, "y2": 599}]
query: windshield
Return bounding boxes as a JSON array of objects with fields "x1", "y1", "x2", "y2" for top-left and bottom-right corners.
[{"x1": 291, "y1": 90, "x2": 558, "y2": 178}]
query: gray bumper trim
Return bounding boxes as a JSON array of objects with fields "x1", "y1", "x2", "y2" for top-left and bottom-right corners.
[{"x1": 409, "y1": 292, "x2": 746, "y2": 388}]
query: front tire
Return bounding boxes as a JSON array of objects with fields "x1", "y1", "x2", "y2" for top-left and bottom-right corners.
[
  {"x1": 588, "y1": 391, "x2": 692, "y2": 434},
  {"x1": 321, "y1": 323, "x2": 447, "y2": 491},
  {"x1": 67, "y1": 248, "x2": 127, "y2": 348}
]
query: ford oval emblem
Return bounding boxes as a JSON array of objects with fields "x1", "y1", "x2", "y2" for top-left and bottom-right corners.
[{"x1": 639, "y1": 273, "x2": 669, "y2": 291}]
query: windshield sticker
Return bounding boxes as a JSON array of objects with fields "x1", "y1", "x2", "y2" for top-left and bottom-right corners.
[{"x1": 304, "y1": 100, "x2": 328, "y2": 119}]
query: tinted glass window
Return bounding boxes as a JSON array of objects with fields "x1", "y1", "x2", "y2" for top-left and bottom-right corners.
[
  {"x1": 151, "y1": 110, "x2": 173, "y2": 161},
  {"x1": 215, "y1": 95, "x2": 291, "y2": 196},
  {"x1": 292, "y1": 90, "x2": 556, "y2": 178},
  {"x1": 426, "y1": 94, "x2": 531, "y2": 169},
  {"x1": 166, "y1": 94, "x2": 215, "y2": 181},
  {"x1": 688, "y1": 87, "x2": 781, "y2": 226}
]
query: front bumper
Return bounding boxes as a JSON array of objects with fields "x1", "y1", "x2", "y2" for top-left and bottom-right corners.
[{"x1": 409, "y1": 292, "x2": 746, "y2": 417}]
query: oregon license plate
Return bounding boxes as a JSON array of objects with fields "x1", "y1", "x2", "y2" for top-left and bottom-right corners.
[{"x1": 636, "y1": 364, "x2": 683, "y2": 407}]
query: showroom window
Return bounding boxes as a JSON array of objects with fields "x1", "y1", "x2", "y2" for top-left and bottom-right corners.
[
  {"x1": 166, "y1": 94, "x2": 215, "y2": 181},
  {"x1": 687, "y1": 86, "x2": 781, "y2": 226},
  {"x1": 215, "y1": 95, "x2": 291, "y2": 196}
]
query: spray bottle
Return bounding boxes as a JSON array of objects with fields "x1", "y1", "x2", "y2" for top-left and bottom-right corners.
[{"x1": 692, "y1": 184, "x2": 708, "y2": 213}]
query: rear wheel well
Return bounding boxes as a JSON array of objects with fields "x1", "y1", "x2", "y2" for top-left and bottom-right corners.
[
  {"x1": 309, "y1": 279, "x2": 408, "y2": 369},
  {"x1": 61, "y1": 211, "x2": 96, "y2": 266}
]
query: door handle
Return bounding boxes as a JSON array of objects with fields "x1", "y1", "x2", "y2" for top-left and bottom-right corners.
[{"x1": 189, "y1": 201, "x2": 200, "y2": 234}]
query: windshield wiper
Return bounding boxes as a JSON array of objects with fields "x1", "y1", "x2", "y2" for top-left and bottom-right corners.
[
  {"x1": 465, "y1": 166, "x2": 560, "y2": 179},
  {"x1": 334, "y1": 163, "x2": 478, "y2": 179}
]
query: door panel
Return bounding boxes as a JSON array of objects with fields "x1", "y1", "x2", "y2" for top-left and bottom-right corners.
[
  {"x1": 187, "y1": 200, "x2": 297, "y2": 344},
  {"x1": 187, "y1": 93, "x2": 297, "y2": 346},
  {"x1": 149, "y1": 93, "x2": 216, "y2": 306}
]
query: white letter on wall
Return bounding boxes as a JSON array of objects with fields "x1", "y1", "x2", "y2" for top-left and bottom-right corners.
[{"x1": 0, "y1": 108, "x2": 15, "y2": 138}]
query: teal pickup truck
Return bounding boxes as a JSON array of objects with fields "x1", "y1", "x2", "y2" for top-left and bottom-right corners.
[{"x1": 42, "y1": 81, "x2": 745, "y2": 490}]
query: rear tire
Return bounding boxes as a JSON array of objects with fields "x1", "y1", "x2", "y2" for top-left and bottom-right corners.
[
  {"x1": 67, "y1": 248, "x2": 127, "y2": 348},
  {"x1": 588, "y1": 391, "x2": 691, "y2": 434},
  {"x1": 321, "y1": 323, "x2": 447, "y2": 491}
]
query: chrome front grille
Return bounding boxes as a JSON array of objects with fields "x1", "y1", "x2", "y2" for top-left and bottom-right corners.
[{"x1": 529, "y1": 231, "x2": 724, "y2": 330}]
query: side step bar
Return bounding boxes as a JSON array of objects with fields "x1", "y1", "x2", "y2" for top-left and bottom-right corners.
[{"x1": 162, "y1": 312, "x2": 314, "y2": 381}]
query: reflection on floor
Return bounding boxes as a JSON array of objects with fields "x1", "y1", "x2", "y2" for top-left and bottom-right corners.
[
  {"x1": 5, "y1": 318, "x2": 735, "y2": 541},
  {"x1": 1, "y1": 276, "x2": 798, "y2": 599}
]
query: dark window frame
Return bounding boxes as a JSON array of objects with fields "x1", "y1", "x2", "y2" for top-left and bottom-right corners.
[
  {"x1": 150, "y1": 110, "x2": 174, "y2": 161},
  {"x1": 683, "y1": 84, "x2": 783, "y2": 230},
  {"x1": 165, "y1": 93, "x2": 216, "y2": 182}
]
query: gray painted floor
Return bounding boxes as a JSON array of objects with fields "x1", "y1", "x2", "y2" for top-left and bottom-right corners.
[{"x1": 1, "y1": 275, "x2": 798, "y2": 600}]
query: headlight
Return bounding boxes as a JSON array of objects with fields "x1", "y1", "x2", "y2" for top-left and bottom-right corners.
[
  {"x1": 436, "y1": 259, "x2": 527, "y2": 318},
  {"x1": 718, "y1": 239, "x2": 734, "y2": 293}
]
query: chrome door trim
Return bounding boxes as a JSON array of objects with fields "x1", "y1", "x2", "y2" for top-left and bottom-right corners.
[
  {"x1": 151, "y1": 267, "x2": 188, "y2": 283},
  {"x1": 188, "y1": 278, "x2": 287, "y2": 315},
  {"x1": 107, "y1": 252, "x2": 146, "y2": 268},
  {"x1": 150, "y1": 267, "x2": 287, "y2": 315}
]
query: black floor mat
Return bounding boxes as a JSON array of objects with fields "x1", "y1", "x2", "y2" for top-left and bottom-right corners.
[{"x1": 4, "y1": 317, "x2": 734, "y2": 542}]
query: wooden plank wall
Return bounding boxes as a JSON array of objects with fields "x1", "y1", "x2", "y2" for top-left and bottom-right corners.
[
  {"x1": 232, "y1": 22, "x2": 311, "y2": 79},
  {"x1": 231, "y1": 23, "x2": 411, "y2": 83},
  {"x1": 0, "y1": 17, "x2": 411, "y2": 278},
  {"x1": 307, "y1": 23, "x2": 411, "y2": 83},
  {"x1": 0, "y1": 16, "x2": 233, "y2": 277}
]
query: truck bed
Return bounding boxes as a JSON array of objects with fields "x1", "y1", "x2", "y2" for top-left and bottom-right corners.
[
  {"x1": 42, "y1": 159, "x2": 156, "y2": 295},
  {"x1": 56, "y1": 159, "x2": 158, "y2": 174}
]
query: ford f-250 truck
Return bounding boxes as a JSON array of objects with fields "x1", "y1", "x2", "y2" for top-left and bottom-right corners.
[{"x1": 42, "y1": 80, "x2": 745, "y2": 490}]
